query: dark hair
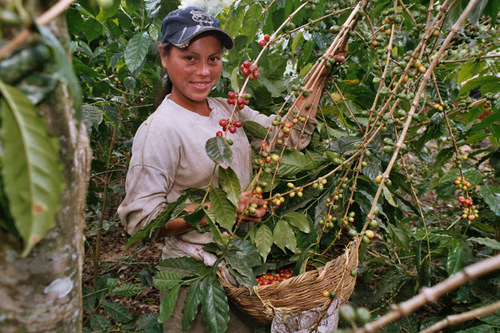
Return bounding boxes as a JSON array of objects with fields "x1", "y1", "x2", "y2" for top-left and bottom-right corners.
[
  {"x1": 155, "y1": 43, "x2": 174, "y2": 108},
  {"x1": 155, "y1": 31, "x2": 225, "y2": 107}
]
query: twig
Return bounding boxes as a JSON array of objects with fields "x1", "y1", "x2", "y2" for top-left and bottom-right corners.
[
  {"x1": 421, "y1": 300, "x2": 500, "y2": 333},
  {"x1": 0, "y1": 0, "x2": 76, "y2": 60},
  {"x1": 355, "y1": 254, "x2": 500, "y2": 332}
]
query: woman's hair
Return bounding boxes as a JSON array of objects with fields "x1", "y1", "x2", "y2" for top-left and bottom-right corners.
[
  {"x1": 155, "y1": 31, "x2": 225, "y2": 107},
  {"x1": 155, "y1": 43, "x2": 174, "y2": 108}
]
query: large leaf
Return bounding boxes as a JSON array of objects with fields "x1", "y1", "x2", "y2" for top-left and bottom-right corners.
[
  {"x1": 153, "y1": 272, "x2": 184, "y2": 290},
  {"x1": 200, "y1": 276, "x2": 230, "y2": 333},
  {"x1": 158, "y1": 284, "x2": 181, "y2": 323},
  {"x1": 209, "y1": 187, "x2": 236, "y2": 231},
  {"x1": 181, "y1": 279, "x2": 203, "y2": 332},
  {"x1": 102, "y1": 302, "x2": 133, "y2": 323},
  {"x1": 446, "y1": 238, "x2": 464, "y2": 276},
  {"x1": 0, "y1": 81, "x2": 64, "y2": 256},
  {"x1": 157, "y1": 256, "x2": 209, "y2": 278},
  {"x1": 112, "y1": 283, "x2": 143, "y2": 297},
  {"x1": 255, "y1": 224, "x2": 273, "y2": 262},
  {"x1": 278, "y1": 149, "x2": 312, "y2": 178},
  {"x1": 205, "y1": 136, "x2": 233, "y2": 168},
  {"x1": 282, "y1": 211, "x2": 310, "y2": 233},
  {"x1": 479, "y1": 184, "x2": 500, "y2": 216},
  {"x1": 273, "y1": 220, "x2": 297, "y2": 253},
  {"x1": 469, "y1": 237, "x2": 500, "y2": 250},
  {"x1": 218, "y1": 166, "x2": 241, "y2": 207},
  {"x1": 125, "y1": 32, "x2": 151, "y2": 74}
]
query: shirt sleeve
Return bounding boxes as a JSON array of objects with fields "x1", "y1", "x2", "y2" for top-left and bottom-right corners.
[
  {"x1": 117, "y1": 112, "x2": 179, "y2": 236},
  {"x1": 117, "y1": 164, "x2": 170, "y2": 236}
]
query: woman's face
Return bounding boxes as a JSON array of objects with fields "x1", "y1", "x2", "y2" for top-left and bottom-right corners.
[{"x1": 160, "y1": 35, "x2": 223, "y2": 115}]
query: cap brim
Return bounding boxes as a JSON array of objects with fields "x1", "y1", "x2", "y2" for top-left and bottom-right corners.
[{"x1": 167, "y1": 26, "x2": 234, "y2": 50}]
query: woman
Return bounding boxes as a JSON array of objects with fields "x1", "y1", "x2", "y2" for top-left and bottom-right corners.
[{"x1": 118, "y1": 6, "x2": 334, "y2": 332}]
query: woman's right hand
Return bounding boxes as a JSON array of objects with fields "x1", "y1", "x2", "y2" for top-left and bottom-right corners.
[{"x1": 236, "y1": 190, "x2": 267, "y2": 223}]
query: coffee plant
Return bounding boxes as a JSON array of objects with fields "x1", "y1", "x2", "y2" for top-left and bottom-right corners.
[{"x1": 1, "y1": 0, "x2": 499, "y2": 332}]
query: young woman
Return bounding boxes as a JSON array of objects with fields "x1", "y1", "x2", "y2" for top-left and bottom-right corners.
[{"x1": 118, "y1": 6, "x2": 338, "y2": 332}]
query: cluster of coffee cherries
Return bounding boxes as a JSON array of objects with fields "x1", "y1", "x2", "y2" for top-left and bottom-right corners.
[
  {"x1": 258, "y1": 34, "x2": 271, "y2": 46},
  {"x1": 216, "y1": 118, "x2": 243, "y2": 136},
  {"x1": 458, "y1": 196, "x2": 479, "y2": 221},
  {"x1": 240, "y1": 60, "x2": 260, "y2": 80},
  {"x1": 454, "y1": 176, "x2": 471, "y2": 191},
  {"x1": 227, "y1": 91, "x2": 250, "y2": 110},
  {"x1": 256, "y1": 266, "x2": 293, "y2": 286},
  {"x1": 286, "y1": 182, "x2": 304, "y2": 198}
]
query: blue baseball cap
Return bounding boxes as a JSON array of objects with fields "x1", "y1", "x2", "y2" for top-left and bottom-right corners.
[{"x1": 161, "y1": 7, "x2": 234, "y2": 50}]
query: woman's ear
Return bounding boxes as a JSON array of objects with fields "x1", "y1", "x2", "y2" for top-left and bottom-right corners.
[{"x1": 158, "y1": 45, "x2": 168, "y2": 69}]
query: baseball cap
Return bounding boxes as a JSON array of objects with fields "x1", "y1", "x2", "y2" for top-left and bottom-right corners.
[{"x1": 161, "y1": 7, "x2": 234, "y2": 50}]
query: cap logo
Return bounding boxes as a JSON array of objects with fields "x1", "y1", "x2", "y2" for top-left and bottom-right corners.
[{"x1": 190, "y1": 9, "x2": 214, "y2": 26}]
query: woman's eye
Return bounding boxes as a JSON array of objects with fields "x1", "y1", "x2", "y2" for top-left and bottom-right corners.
[{"x1": 185, "y1": 56, "x2": 195, "y2": 61}]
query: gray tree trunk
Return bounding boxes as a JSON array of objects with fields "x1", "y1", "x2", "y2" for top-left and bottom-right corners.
[{"x1": 0, "y1": 0, "x2": 91, "y2": 332}]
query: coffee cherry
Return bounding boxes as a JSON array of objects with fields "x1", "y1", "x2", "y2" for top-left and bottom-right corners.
[
  {"x1": 264, "y1": 34, "x2": 271, "y2": 41},
  {"x1": 258, "y1": 39, "x2": 267, "y2": 46},
  {"x1": 229, "y1": 125, "x2": 237, "y2": 133},
  {"x1": 219, "y1": 119, "x2": 227, "y2": 127}
]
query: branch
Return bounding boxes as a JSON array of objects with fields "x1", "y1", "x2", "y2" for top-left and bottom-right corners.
[
  {"x1": 421, "y1": 301, "x2": 500, "y2": 333},
  {"x1": 0, "y1": 0, "x2": 76, "y2": 60},
  {"x1": 355, "y1": 254, "x2": 500, "y2": 333}
]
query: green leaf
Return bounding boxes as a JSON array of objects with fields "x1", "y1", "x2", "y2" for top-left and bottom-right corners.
[
  {"x1": 200, "y1": 276, "x2": 230, "y2": 333},
  {"x1": 209, "y1": 187, "x2": 236, "y2": 231},
  {"x1": 242, "y1": 120, "x2": 268, "y2": 139},
  {"x1": 278, "y1": 149, "x2": 312, "y2": 178},
  {"x1": 157, "y1": 256, "x2": 209, "y2": 278},
  {"x1": 181, "y1": 279, "x2": 203, "y2": 332},
  {"x1": 102, "y1": 302, "x2": 133, "y2": 323},
  {"x1": 225, "y1": 251, "x2": 257, "y2": 287},
  {"x1": 479, "y1": 313, "x2": 500, "y2": 327},
  {"x1": 82, "y1": 18, "x2": 104, "y2": 43},
  {"x1": 125, "y1": 32, "x2": 151, "y2": 74},
  {"x1": 255, "y1": 224, "x2": 273, "y2": 262},
  {"x1": 153, "y1": 272, "x2": 183, "y2": 290},
  {"x1": 218, "y1": 167, "x2": 241, "y2": 207},
  {"x1": 158, "y1": 284, "x2": 181, "y2": 323},
  {"x1": 0, "y1": 81, "x2": 64, "y2": 256},
  {"x1": 459, "y1": 75, "x2": 500, "y2": 97},
  {"x1": 205, "y1": 136, "x2": 233, "y2": 168},
  {"x1": 479, "y1": 184, "x2": 500, "y2": 216},
  {"x1": 469, "y1": 237, "x2": 500, "y2": 250},
  {"x1": 90, "y1": 314, "x2": 112, "y2": 332},
  {"x1": 274, "y1": 220, "x2": 296, "y2": 253},
  {"x1": 282, "y1": 211, "x2": 310, "y2": 233},
  {"x1": 446, "y1": 238, "x2": 463, "y2": 275},
  {"x1": 463, "y1": 169, "x2": 483, "y2": 187},
  {"x1": 112, "y1": 283, "x2": 143, "y2": 297}
]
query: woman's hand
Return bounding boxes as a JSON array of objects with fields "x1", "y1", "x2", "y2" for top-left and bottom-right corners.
[{"x1": 236, "y1": 190, "x2": 267, "y2": 223}]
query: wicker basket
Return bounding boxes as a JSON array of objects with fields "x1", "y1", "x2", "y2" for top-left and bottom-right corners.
[{"x1": 218, "y1": 237, "x2": 358, "y2": 326}]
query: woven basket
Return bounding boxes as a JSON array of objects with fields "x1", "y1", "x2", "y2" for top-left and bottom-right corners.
[{"x1": 218, "y1": 237, "x2": 358, "y2": 326}]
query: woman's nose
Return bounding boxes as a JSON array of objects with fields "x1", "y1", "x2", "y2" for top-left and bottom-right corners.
[{"x1": 198, "y1": 61, "x2": 210, "y2": 76}]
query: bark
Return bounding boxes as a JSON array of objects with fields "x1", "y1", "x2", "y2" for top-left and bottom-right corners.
[{"x1": 0, "y1": 0, "x2": 91, "y2": 332}]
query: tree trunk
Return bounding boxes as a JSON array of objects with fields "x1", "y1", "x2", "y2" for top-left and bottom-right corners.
[{"x1": 0, "y1": 1, "x2": 91, "y2": 332}]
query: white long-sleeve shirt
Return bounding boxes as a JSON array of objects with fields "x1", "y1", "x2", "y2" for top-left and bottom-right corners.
[{"x1": 117, "y1": 95, "x2": 316, "y2": 241}]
